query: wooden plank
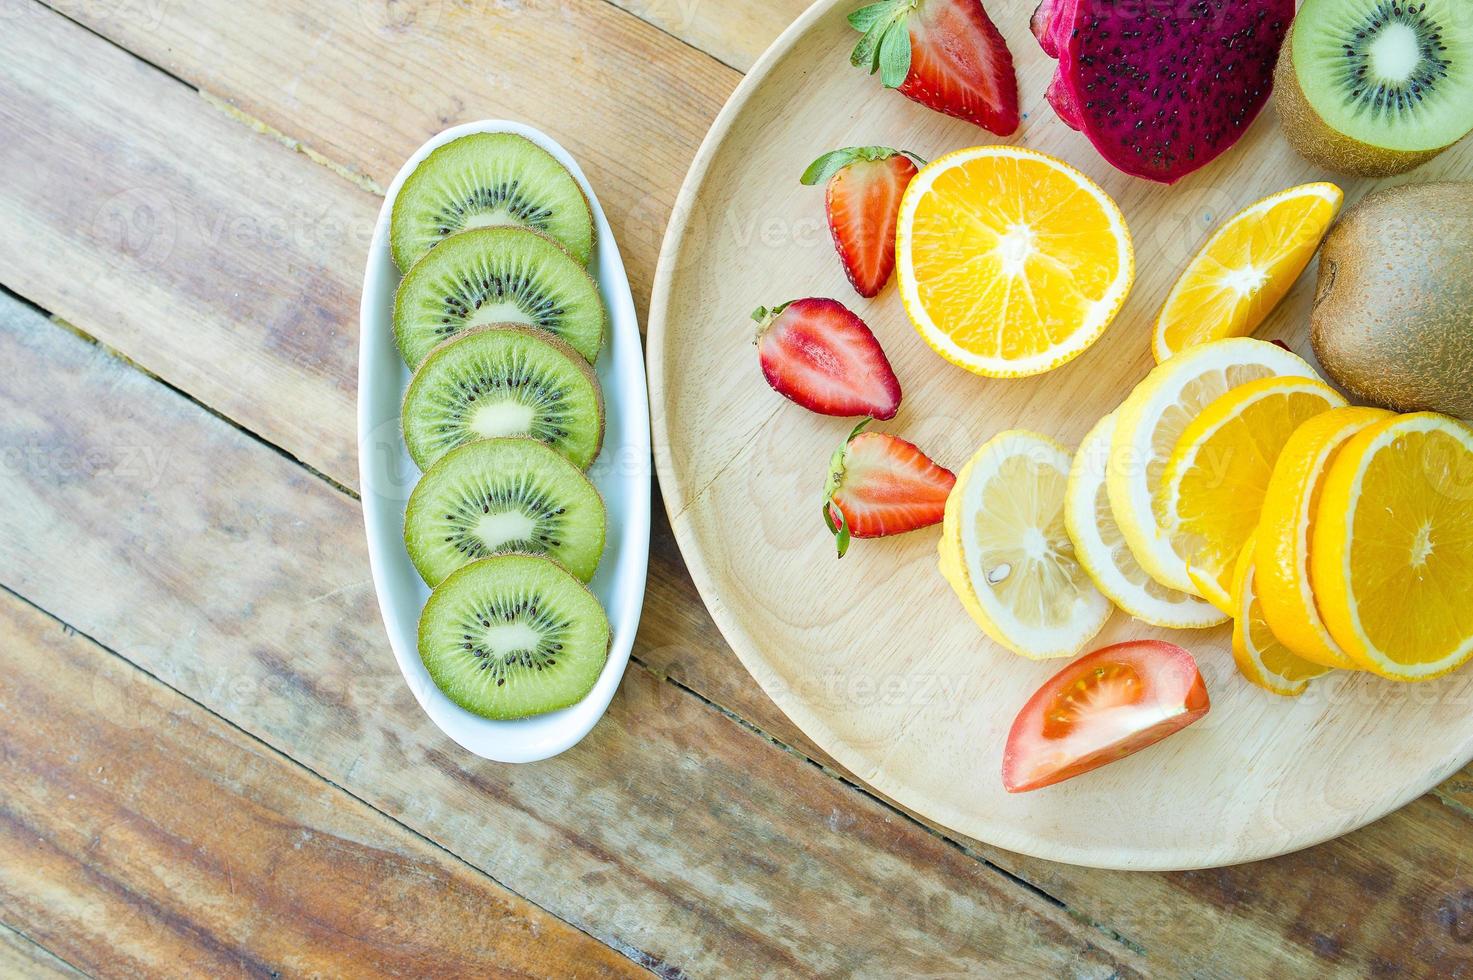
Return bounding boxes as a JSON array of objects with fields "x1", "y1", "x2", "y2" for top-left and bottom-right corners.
[
  {"x1": 2, "y1": 7, "x2": 1471, "y2": 974},
  {"x1": 0, "y1": 591, "x2": 651, "y2": 979},
  {"x1": 602, "y1": 0, "x2": 809, "y2": 72},
  {"x1": 0, "y1": 298, "x2": 1144, "y2": 976},
  {"x1": 0, "y1": 924, "x2": 83, "y2": 980},
  {"x1": 40, "y1": 0, "x2": 737, "y2": 311}
]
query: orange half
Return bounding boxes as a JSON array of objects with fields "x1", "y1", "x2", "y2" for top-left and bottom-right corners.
[{"x1": 897, "y1": 146, "x2": 1134, "y2": 378}]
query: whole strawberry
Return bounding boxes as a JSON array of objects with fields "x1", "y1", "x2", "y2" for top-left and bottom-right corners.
[
  {"x1": 753, "y1": 299, "x2": 902, "y2": 420},
  {"x1": 801, "y1": 146, "x2": 922, "y2": 298},
  {"x1": 848, "y1": 0, "x2": 1020, "y2": 136},
  {"x1": 823, "y1": 422, "x2": 956, "y2": 557}
]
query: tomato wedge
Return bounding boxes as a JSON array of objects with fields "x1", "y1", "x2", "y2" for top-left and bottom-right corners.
[{"x1": 1002, "y1": 640, "x2": 1209, "y2": 793}]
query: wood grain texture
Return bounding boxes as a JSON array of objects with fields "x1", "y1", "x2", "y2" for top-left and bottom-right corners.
[
  {"x1": 0, "y1": 295, "x2": 1143, "y2": 976},
  {"x1": 648, "y1": 0, "x2": 1473, "y2": 869},
  {"x1": 0, "y1": 590, "x2": 650, "y2": 979},
  {"x1": 39, "y1": 0, "x2": 736, "y2": 315},
  {"x1": 4, "y1": 1, "x2": 1473, "y2": 973},
  {"x1": 0, "y1": 924, "x2": 83, "y2": 980},
  {"x1": 602, "y1": 0, "x2": 810, "y2": 72}
]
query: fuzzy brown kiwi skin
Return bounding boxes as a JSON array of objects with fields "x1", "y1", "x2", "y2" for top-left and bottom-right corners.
[
  {"x1": 1310, "y1": 182, "x2": 1473, "y2": 419},
  {"x1": 400, "y1": 323, "x2": 606, "y2": 471},
  {"x1": 1273, "y1": 25, "x2": 1450, "y2": 178}
]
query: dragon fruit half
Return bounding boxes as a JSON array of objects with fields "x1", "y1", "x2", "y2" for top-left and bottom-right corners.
[{"x1": 1032, "y1": 0, "x2": 1294, "y2": 184}]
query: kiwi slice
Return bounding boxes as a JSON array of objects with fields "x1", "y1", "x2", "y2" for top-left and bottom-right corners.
[
  {"x1": 418, "y1": 553, "x2": 611, "y2": 720},
  {"x1": 1277, "y1": 0, "x2": 1473, "y2": 176},
  {"x1": 402, "y1": 325, "x2": 604, "y2": 472},
  {"x1": 394, "y1": 226, "x2": 606, "y2": 368},
  {"x1": 390, "y1": 132, "x2": 595, "y2": 271},
  {"x1": 405, "y1": 437, "x2": 607, "y2": 586}
]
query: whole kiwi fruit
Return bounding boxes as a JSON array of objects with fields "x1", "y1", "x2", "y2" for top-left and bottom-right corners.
[{"x1": 1311, "y1": 182, "x2": 1473, "y2": 419}]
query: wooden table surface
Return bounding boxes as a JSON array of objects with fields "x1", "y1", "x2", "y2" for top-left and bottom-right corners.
[{"x1": 1, "y1": 1, "x2": 1471, "y2": 976}]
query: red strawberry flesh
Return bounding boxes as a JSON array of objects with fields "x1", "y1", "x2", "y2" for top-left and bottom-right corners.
[
  {"x1": 826, "y1": 154, "x2": 918, "y2": 298},
  {"x1": 901, "y1": 0, "x2": 1020, "y2": 135},
  {"x1": 824, "y1": 430, "x2": 955, "y2": 553},
  {"x1": 756, "y1": 299, "x2": 901, "y2": 420}
]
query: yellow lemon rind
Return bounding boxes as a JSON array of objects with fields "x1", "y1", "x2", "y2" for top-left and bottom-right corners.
[
  {"x1": 1108, "y1": 338, "x2": 1319, "y2": 597},
  {"x1": 1065, "y1": 413, "x2": 1227, "y2": 629}
]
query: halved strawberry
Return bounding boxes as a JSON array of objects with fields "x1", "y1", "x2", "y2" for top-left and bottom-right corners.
[
  {"x1": 823, "y1": 422, "x2": 956, "y2": 557},
  {"x1": 754, "y1": 298, "x2": 901, "y2": 420},
  {"x1": 848, "y1": 0, "x2": 1020, "y2": 136},
  {"x1": 801, "y1": 146, "x2": 922, "y2": 298}
]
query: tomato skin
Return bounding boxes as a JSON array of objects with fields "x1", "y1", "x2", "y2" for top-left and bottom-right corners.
[{"x1": 1002, "y1": 640, "x2": 1209, "y2": 793}]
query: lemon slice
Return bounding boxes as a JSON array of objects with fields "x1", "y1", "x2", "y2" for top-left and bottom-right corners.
[
  {"x1": 1231, "y1": 533, "x2": 1333, "y2": 697},
  {"x1": 1312, "y1": 413, "x2": 1473, "y2": 681},
  {"x1": 1161, "y1": 376, "x2": 1345, "y2": 612},
  {"x1": 939, "y1": 431, "x2": 1111, "y2": 659},
  {"x1": 897, "y1": 146, "x2": 1134, "y2": 378},
  {"x1": 1064, "y1": 413, "x2": 1226, "y2": 629},
  {"x1": 1108, "y1": 338, "x2": 1319, "y2": 596},
  {"x1": 1256, "y1": 407, "x2": 1393, "y2": 670},
  {"x1": 1152, "y1": 183, "x2": 1342, "y2": 363}
]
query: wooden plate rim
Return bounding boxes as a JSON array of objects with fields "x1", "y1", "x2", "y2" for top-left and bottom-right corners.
[{"x1": 645, "y1": 0, "x2": 1473, "y2": 870}]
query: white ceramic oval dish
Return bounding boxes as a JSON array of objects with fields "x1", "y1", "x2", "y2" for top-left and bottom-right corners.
[{"x1": 358, "y1": 120, "x2": 650, "y2": 763}]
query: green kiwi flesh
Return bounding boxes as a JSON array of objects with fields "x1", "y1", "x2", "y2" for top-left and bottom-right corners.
[
  {"x1": 391, "y1": 133, "x2": 595, "y2": 271},
  {"x1": 394, "y1": 226, "x2": 606, "y2": 368},
  {"x1": 402, "y1": 324, "x2": 604, "y2": 472},
  {"x1": 418, "y1": 553, "x2": 611, "y2": 720},
  {"x1": 405, "y1": 437, "x2": 607, "y2": 586},
  {"x1": 1277, "y1": 0, "x2": 1473, "y2": 176}
]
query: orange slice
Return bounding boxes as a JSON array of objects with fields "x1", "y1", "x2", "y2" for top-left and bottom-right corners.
[
  {"x1": 1255, "y1": 407, "x2": 1393, "y2": 670},
  {"x1": 1312, "y1": 413, "x2": 1473, "y2": 681},
  {"x1": 1231, "y1": 533, "x2": 1332, "y2": 697},
  {"x1": 1152, "y1": 183, "x2": 1341, "y2": 363},
  {"x1": 896, "y1": 146, "x2": 1134, "y2": 378},
  {"x1": 1161, "y1": 375, "x2": 1346, "y2": 612}
]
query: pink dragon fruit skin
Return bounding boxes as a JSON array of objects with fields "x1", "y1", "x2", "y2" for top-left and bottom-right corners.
[
  {"x1": 1029, "y1": 0, "x2": 1079, "y2": 60},
  {"x1": 1035, "y1": 0, "x2": 1294, "y2": 184}
]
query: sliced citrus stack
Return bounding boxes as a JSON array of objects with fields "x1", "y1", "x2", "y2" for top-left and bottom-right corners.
[
  {"x1": 1312, "y1": 413, "x2": 1473, "y2": 681},
  {"x1": 1231, "y1": 533, "x2": 1332, "y2": 697},
  {"x1": 1152, "y1": 182, "x2": 1342, "y2": 362},
  {"x1": 1255, "y1": 407, "x2": 1393, "y2": 669},
  {"x1": 896, "y1": 146, "x2": 1134, "y2": 378},
  {"x1": 1064, "y1": 413, "x2": 1226, "y2": 629},
  {"x1": 1161, "y1": 375, "x2": 1345, "y2": 612},
  {"x1": 939, "y1": 431, "x2": 1111, "y2": 659},
  {"x1": 1109, "y1": 338, "x2": 1318, "y2": 596}
]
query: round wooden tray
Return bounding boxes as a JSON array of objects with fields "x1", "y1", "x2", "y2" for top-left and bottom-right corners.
[{"x1": 646, "y1": 0, "x2": 1473, "y2": 870}]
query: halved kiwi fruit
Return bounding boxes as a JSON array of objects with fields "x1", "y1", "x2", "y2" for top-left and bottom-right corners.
[
  {"x1": 1276, "y1": 0, "x2": 1473, "y2": 176},
  {"x1": 391, "y1": 133, "x2": 595, "y2": 271},
  {"x1": 405, "y1": 437, "x2": 607, "y2": 586},
  {"x1": 418, "y1": 553, "x2": 611, "y2": 720},
  {"x1": 402, "y1": 324, "x2": 604, "y2": 472},
  {"x1": 394, "y1": 226, "x2": 606, "y2": 368}
]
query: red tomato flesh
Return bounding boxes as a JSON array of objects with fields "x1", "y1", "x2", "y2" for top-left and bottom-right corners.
[{"x1": 1003, "y1": 640, "x2": 1209, "y2": 793}]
